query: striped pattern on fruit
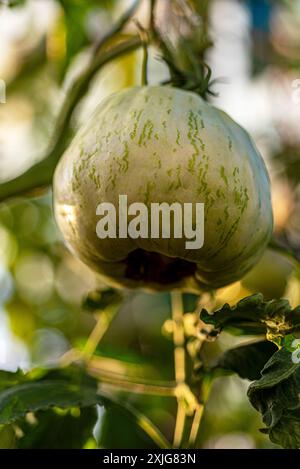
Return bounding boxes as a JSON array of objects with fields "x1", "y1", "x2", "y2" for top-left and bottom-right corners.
[{"x1": 53, "y1": 86, "x2": 273, "y2": 292}]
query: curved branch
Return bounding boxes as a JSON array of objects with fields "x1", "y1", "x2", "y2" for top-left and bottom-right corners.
[
  {"x1": 0, "y1": 2, "x2": 142, "y2": 204},
  {"x1": 0, "y1": 38, "x2": 141, "y2": 203}
]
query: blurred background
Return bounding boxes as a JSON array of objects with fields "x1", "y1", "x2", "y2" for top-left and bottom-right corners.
[{"x1": 0, "y1": 0, "x2": 299, "y2": 449}]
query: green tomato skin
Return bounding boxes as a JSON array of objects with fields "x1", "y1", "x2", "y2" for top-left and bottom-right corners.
[{"x1": 53, "y1": 86, "x2": 273, "y2": 292}]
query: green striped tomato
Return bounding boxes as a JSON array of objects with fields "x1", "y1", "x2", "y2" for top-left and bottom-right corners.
[{"x1": 53, "y1": 86, "x2": 273, "y2": 292}]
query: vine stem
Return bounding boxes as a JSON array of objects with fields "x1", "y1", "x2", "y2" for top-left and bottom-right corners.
[
  {"x1": 171, "y1": 291, "x2": 187, "y2": 448},
  {"x1": 133, "y1": 19, "x2": 149, "y2": 86},
  {"x1": 141, "y1": 40, "x2": 149, "y2": 86},
  {"x1": 59, "y1": 301, "x2": 119, "y2": 367},
  {"x1": 171, "y1": 293, "x2": 214, "y2": 448},
  {"x1": 82, "y1": 310, "x2": 117, "y2": 362},
  {"x1": 125, "y1": 405, "x2": 171, "y2": 449},
  {"x1": 90, "y1": 367, "x2": 176, "y2": 397},
  {"x1": 60, "y1": 349, "x2": 178, "y2": 397},
  {"x1": 150, "y1": 0, "x2": 156, "y2": 30},
  {"x1": 187, "y1": 373, "x2": 212, "y2": 448},
  {"x1": 188, "y1": 404, "x2": 204, "y2": 447},
  {"x1": 0, "y1": 3, "x2": 142, "y2": 203}
]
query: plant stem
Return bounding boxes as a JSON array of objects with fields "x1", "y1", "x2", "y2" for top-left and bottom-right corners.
[
  {"x1": 187, "y1": 374, "x2": 212, "y2": 448},
  {"x1": 188, "y1": 404, "x2": 204, "y2": 447},
  {"x1": 141, "y1": 41, "x2": 149, "y2": 86},
  {"x1": 170, "y1": 293, "x2": 215, "y2": 449},
  {"x1": 134, "y1": 19, "x2": 149, "y2": 86},
  {"x1": 136, "y1": 412, "x2": 171, "y2": 449},
  {"x1": 60, "y1": 349, "x2": 177, "y2": 396},
  {"x1": 94, "y1": 370, "x2": 176, "y2": 396},
  {"x1": 150, "y1": 0, "x2": 156, "y2": 32},
  {"x1": 173, "y1": 402, "x2": 186, "y2": 447},
  {"x1": 0, "y1": 23, "x2": 141, "y2": 203},
  {"x1": 82, "y1": 304, "x2": 119, "y2": 361},
  {"x1": 171, "y1": 291, "x2": 187, "y2": 448}
]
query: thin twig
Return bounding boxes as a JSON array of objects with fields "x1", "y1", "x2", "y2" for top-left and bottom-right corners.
[
  {"x1": 188, "y1": 404, "x2": 204, "y2": 447},
  {"x1": 93, "y1": 370, "x2": 176, "y2": 396},
  {"x1": 82, "y1": 304, "x2": 119, "y2": 361},
  {"x1": 136, "y1": 412, "x2": 171, "y2": 449},
  {"x1": 188, "y1": 373, "x2": 213, "y2": 448}
]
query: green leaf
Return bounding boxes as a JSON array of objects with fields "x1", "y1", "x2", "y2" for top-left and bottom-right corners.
[
  {"x1": 218, "y1": 340, "x2": 278, "y2": 381},
  {"x1": 0, "y1": 380, "x2": 100, "y2": 424},
  {"x1": 0, "y1": 366, "x2": 170, "y2": 448},
  {"x1": 17, "y1": 407, "x2": 97, "y2": 449},
  {"x1": 200, "y1": 293, "x2": 300, "y2": 340},
  {"x1": 0, "y1": 369, "x2": 26, "y2": 391},
  {"x1": 248, "y1": 338, "x2": 300, "y2": 448},
  {"x1": 0, "y1": 365, "x2": 100, "y2": 425},
  {"x1": 0, "y1": 371, "x2": 98, "y2": 448}
]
